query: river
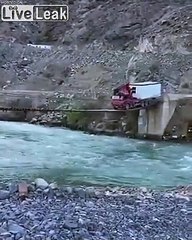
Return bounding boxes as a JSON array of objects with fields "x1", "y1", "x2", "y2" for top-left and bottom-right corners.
[{"x1": 0, "y1": 121, "x2": 191, "y2": 188}]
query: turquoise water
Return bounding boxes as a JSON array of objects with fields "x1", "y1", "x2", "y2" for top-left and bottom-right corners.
[{"x1": 0, "y1": 121, "x2": 191, "y2": 188}]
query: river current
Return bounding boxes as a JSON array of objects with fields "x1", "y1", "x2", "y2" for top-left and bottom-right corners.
[{"x1": 0, "y1": 121, "x2": 191, "y2": 188}]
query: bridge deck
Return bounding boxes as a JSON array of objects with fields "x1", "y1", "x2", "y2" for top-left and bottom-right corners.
[{"x1": 0, "y1": 106, "x2": 142, "y2": 112}]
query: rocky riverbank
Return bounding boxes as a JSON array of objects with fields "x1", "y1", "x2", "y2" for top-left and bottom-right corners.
[{"x1": 0, "y1": 179, "x2": 191, "y2": 240}]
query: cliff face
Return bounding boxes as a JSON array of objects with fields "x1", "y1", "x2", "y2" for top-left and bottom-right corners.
[{"x1": 0, "y1": 0, "x2": 192, "y2": 100}]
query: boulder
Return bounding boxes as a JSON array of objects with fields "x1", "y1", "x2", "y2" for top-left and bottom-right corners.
[
  {"x1": 0, "y1": 190, "x2": 10, "y2": 200},
  {"x1": 35, "y1": 178, "x2": 49, "y2": 189}
]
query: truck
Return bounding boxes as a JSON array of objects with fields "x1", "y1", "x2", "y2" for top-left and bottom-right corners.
[{"x1": 111, "y1": 81, "x2": 162, "y2": 110}]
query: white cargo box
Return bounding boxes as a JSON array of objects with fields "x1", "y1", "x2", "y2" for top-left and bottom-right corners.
[{"x1": 130, "y1": 82, "x2": 161, "y2": 99}]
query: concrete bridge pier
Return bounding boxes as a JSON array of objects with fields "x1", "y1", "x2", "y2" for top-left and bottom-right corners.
[{"x1": 138, "y1": 95, "x2": 177, "y2": 138}]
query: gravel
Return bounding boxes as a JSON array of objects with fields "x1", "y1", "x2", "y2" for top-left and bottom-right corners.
[{"x1": 0, "y1": 180, "x2": 191, "y2": 240}]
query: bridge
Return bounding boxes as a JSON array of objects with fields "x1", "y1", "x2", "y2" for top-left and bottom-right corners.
[
  {"x1": 0, "y1": 90, "x2": 192, "y2": 139},
  {"x1": 0, "y1": 107, "x2": 141, "y2": 113}
]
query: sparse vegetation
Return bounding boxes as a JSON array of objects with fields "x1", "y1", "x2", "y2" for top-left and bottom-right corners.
[{"x1": 66, "y1": 112, "x2": 89, "y2": 130}]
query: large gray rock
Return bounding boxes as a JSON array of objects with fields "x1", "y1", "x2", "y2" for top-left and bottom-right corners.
[
  {"x1": 8, "y1": 221, "x2": 25, "y2": 236},
  {"x1": 0, "y1": 190, "x2": 10, "y2": 200},
  {"x1": 8, "y1": 183, "x2": 18, "y2": 194},
  {"x1": 35, "y1": 178, "x2": 49, "y2": 189}
]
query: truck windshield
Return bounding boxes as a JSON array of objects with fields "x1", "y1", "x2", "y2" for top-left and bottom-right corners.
[{"x1": 113, "y1": 89, "x2": 119, "y2": 96}]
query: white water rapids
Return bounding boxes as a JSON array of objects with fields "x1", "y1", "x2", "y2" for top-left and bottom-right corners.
[{"x1": 0, "y1": 121, "x2": 191, "y2": 188}]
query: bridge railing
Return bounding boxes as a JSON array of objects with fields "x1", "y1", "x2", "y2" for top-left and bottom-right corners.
[{"x1": 0, "y1": 106, "x2": 127, "y2": 112}]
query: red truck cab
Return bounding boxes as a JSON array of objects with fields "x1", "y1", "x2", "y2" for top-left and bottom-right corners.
[{"x1": 111, "y1": 83, "x2": 139, "y2": 110}]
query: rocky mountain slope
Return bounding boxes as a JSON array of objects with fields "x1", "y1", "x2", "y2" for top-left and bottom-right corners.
[{"x1": 0, "y1": 0, "x2": 192, "y2": 102}]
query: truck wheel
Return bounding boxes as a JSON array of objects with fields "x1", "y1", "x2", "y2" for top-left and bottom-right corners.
[
  {"x1": 126, "y1": 104, "x2": 130, "y2": 110},
  {"x1": 141, "y1": 102, "x2": 146, "y2": 108},
  {"x1": 146, "y1": 101, "x2": 150, "y2": 107},
  {"x1": 143, "y1": 101, "x2": 150, "y2": 108}
]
